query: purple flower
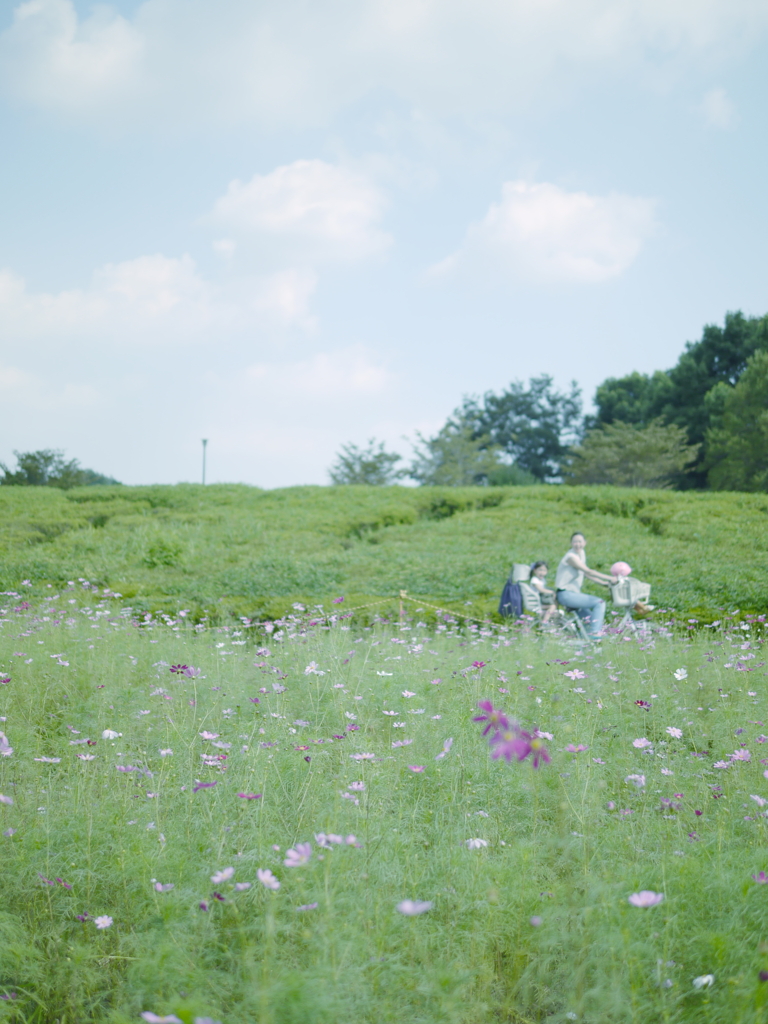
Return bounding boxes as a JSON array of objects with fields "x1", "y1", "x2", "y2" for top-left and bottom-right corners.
[
  {"x1": 283, "y1": 842, "x2": 312, "y2": 867},
  {"x1": 471, "y1": 661, "x2": 486, "y2": 669},
  {"x1": 565, "y1": 744, "x2": 588, "y2": 753},
  {"x1": 297, "y1": 901, "x2": 319, "y2": 911},
  {"x1": 332, "y1": 596, "x2": 345, "y2": 604},
  {"x1": 193, "y1": 781, "x2": 217, "y2": 793},
  {"x1": 490, "y1": 727, "x2": 550, "y2": 768},
  {"x1": 473, "y1": 700, "x2": 509, "y2": 737},
  {"x1": 169, "y1": 665, "x2": 189, "y2": 674},
  {"x1": 257, "y1": 868, "x2": 280, "y2": 890},
  {"x1": 752, "y1": 871, "x2": 768, "y2": 884},
  {"x1": 237, "y1": 792, "x2": 262, "y2": 800}
]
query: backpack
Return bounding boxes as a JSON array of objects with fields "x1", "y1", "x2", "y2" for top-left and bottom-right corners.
[{"x1": 498, "y1": 577, "x2": 523, "y2": 618}]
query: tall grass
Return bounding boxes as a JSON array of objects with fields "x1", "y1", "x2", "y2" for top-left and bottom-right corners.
[
  {"x1": 0, "y1": 483, "x2": 767, "y2": 621},
  {"x1": 1, "y1": 585, "x2": 767, "y2": 1022}
]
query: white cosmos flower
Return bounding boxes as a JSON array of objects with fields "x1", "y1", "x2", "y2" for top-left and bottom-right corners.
[
  {"x1": 673, "y1": 669, "x2": 688, "y2": 681},
  {"x1": 692, "y1": 974, "x2": 715, "y2": 989},
  {"x1": 396, "y1": 900, "x2": 433, "y2": 915},
  {"x1": 210, "y1": 867, "x2": 235, "y2": 884},
  {"x1": 257, "y1": 868, "x2": 280, "y2": 890},
  {"x1": 465, "y1": 838, "x2": 489, "y2": 850}
]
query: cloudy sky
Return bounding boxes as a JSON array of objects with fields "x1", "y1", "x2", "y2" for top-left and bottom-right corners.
[{"x1": 1, "y1": 0, "x2": 767, "y2": 486}]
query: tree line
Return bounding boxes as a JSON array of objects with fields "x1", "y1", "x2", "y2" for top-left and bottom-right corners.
[
  {"x1": 0, "y1": 450, "x2": 121, "y2": 489},
  {"x1": 330, "y1": 310, "x2": 768, "y2": 491}
]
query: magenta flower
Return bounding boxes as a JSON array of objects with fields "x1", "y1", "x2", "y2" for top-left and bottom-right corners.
[
  {"x1": 332, "y1": 596, "x2": 345, "y2": 604},
  {"x1": 565, "y1": 744, "x2": 588, "y2": 753},
  {"x1": 407, "y1": 765, "x2": 425, "y2": 773},
  {"x1": 473, "y1": 700, "x2": 509, "y2": 737},
  {"x1": 193, "y1": 781, "x2": 217, "y2": 793},
  {"x1": 169, "y1": 665, "x2": 189, "y2": 674},
  {"x1": 752, "y1": 871, "x2": 768, "y2": 884},
  {"x1": 237, "y1": 792, "x2": 262, "y2": 800},
  {"x1": 627, "y1": 891, "x2": 664, "y2": 908},
  {"x1": 471, "y1": 661, "x2": 486, "y2": 669},
  {"x1": 491, "y1": 726, "x2": 550, "y2": 768}
]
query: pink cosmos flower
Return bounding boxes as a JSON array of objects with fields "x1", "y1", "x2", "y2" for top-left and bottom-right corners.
[
  {"x1": 627, "y1": 891, "x2": 664, "y2": 908},
  {"x1": 666, "y1": 727, "x2": 683, "y2": 739},
  {"x1": 396, "y1": 900, "x2": 433, "y2": 915},
  {"x1": 193, "y1": 781, "x2": 217, "y2": 793},
  {"x1": 633, "y1": 738, "x2": 652, "y2": 749},
  {"x1": 564, "y1": 670, "x2": 586, "y2": 680},
  {"x1": 565, "y1": 744, "x2": 588, "y2": 753},
  {"x1": 199, "y1": 731, "x2": 219, "y2": 740},
  {"x1": 211, "y1": 867, "x2": 234, "y2": 884},
  {"x1": 402, "y1": 690, "x2": 416, "y2": 698},
  {"x1": 237, "y1": 792, "x2": 262, "y2": 800},
  {"x1": 0, "y1": 794, "x2": 13, "y2": 805},
  {"x1": 141, "y1": 1014, "x2": 183, "y2": 1023},
  {"x1": 473, "y1": 700, "x2": 509, "y2": 737},
  {"x1": 297, "y1": 902, "x2": 319, "y2": 911},
  {"x1": 34, "y1": 757, "x2": 61, "y2": 764},
  {"x1": 283, "y1": 843, "x2": 312, "y2": 867},
  {"x1": 407, "y1": 765, "x2": 425, "y2": 772},
  {"x1": 731, "y1": 749, "x2": 751, "y2": 762},
  {"x1": 93, "y1": 915, "x2": 113, "y2": 929},
  {"x1": 625, "y1": 774, "x2": 646, "y2": 788},
  {"x1": 472, "y1": 661, "x2": 486, "y2": 669},
  {"x1": 752, "y1": 872, "x2": 768, "y2": 884},
  {"x1": 348, "y1": 781, "x2": 365, "y2": 791},
  {"x1": 154, "y1": 883, "x2": 174, "y2": 892},
  {"x1": 257, "y1": 868, "x2": 280, "y2": 890}
]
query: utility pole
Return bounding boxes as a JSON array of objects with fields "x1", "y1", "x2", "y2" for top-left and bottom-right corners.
[{"x1": 202, "y1": 439, "x2": 208, "y2": 485}]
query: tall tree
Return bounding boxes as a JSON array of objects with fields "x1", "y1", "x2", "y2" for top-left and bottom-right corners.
[
  {"x1": 592, "y1": 311, "x2": 768, "y2": 487},
  {"x1": 462, "y1": 375, "x2": 582, "y2": 482},
  {"x1": 408, "y1": 419, "x2": 504, "y2": 486},
  {"x1": 564, "y1": 420, "x2": 699, "y2": 488},
  {"x1": 705, "y1": 350, "x2": 768, "y2": 492},
  {"x1": 328, "y1": 439, "x2": 405, "y2": 485}
]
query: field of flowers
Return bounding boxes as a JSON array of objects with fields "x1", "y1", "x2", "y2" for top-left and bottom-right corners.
[{"x1": 1, "y1": 585, "x2": 768, "y2": 1023}]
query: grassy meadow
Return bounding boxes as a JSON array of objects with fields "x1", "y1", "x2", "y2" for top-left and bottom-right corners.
[
  {"x1": 0, "y1": 482, "x2": 767, "y2": 621},
  {"x1": 1, "y1": 484, "x2": 768, "y2": 1022}
]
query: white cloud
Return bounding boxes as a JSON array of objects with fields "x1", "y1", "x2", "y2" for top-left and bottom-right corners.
[
  {"x1": 0, "y1": 253, "x2": 318, "y2": 344},
  {"x1": 245, "y1": 345, "x2": 393, "y2": 398},
  {"x1": 1, "y1": 0, "x2": 766, "y2": 128},
  {"x1": 701, "y1": 87, "x2": 737, "y2": 129},
  {"x1": 436, "y1": 180, "x2": 657, "y2": 284},
  {"x1": 0, "y1": 0, "x2": 143, "y2": 115},
  {"x1": 208, "y1": 160, "x2": 391, "y2": 263}
]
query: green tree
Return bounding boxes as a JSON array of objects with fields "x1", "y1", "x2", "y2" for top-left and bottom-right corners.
[
  {"x1": 409, "y1": 419, "x2": 507, "y2": 486},
  {"x1": 591, "y1": 311, "x2": 768, "y2": 486},
  {"x1": 461, "y1": 375, "x2": 582, "y2": 481},
  {"x1": 328, "y1": 439, "x2": 405, "y2": 485},
  {"x1": 564, "y1": 420, "x2": 699, "y2": 488},
  {"x1": 0, "y1": 450, "x2": 120, "y2": 488},
  {"x1": 706, "y1": 350, "x2": 768, "y2": 492}
]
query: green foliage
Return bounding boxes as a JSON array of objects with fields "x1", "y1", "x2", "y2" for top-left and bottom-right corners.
[
  {"x1": 564, "y1": 420, "x2": 699, "y2": 488},
  {"x1": 409, "y1": 420, "x2": 506, "y2": 486},
  {"x1": 706, "y1": 350, "x2": 768, "y2": 492},
  {"x1": 0, "y1": 482, "x2": 766, "y2": 620},
  {"x1": 462, "y1": 375, "x2": 583, "y2": 482},
  {"x1": 592, "y1": 311, "x2": 768, "y2": 487},
  {"x1": 328, "y1": 439, "x2": 405, "y2": 485},
  {"x1": 0, "y1": 449, "x2": 121, "y2": 489},
  {"x1": 0, "y1": 599, "x2": 767, "y2": 1022}
]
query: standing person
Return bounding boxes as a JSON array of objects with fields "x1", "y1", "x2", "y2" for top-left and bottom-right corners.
[{"x1": 555, "y1": 532, "x2": 616, "y2": 637}]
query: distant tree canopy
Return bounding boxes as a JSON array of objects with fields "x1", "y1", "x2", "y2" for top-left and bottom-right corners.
[
  {"x1": 592, "y1": 311, "x2": 768, "y2": 488},
  {"x1": 460, "y1": 375, "x2": 582, "y2": 482},
  {"x1": 705, "y1": 349, "x2": 768, "y2": 492},
  {"x1": 0, "y1": 450, "x2": 121, "y2": 489},
  {"x1": 328, "y1": 439, "x2": 405, "y2": 486},
  {"x1": 564, "y1": 420, "x2": 699, "y2": 489},
  {"x1": 409, "y1": 420, "x2": 507, "y2": 487}
]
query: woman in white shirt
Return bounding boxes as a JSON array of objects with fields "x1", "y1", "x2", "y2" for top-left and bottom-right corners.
[{"x1": 555, "y1": 532, "x2": 616, "y2": 637}]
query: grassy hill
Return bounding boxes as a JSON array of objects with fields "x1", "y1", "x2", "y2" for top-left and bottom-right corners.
[{"x1": 1, "y1": 483, "x2": 766, "y2": 621}]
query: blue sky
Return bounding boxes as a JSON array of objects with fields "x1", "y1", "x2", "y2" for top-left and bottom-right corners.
[{"x1": 0, "y1": 0, "x2": 767, "y2": 486}]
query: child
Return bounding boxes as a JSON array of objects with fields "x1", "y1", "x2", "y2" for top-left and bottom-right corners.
[{"x1": 529, "y1": 561, "x2": 556, "y2": 623}]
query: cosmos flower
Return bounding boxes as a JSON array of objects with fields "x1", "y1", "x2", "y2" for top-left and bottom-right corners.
[
  {"x1": 564, "y1": 670, "x2": 587, "y2": 680},
  {"x1": 633, "y1": 738, "x2": 652, "y2": 749},
  {"x1": 396, "y1": 900, "x2": 433, "y2": 915},
  {"x1": 692, "y1": 975, "x2": 714, "y2": 989},
  {"x1": 93, "y1": 915, "x2": 113, "y2": 929},
  {"x1": 465, "y1": 838, "x2": 488, "y2": 849},
  {"x1": 624, "y1": 774, "x2": 646, "y2": 788},
  {"x1": 101, "y1": 730, "x2": 119, "y2": 740},
  {"x1": 283, "y1": 843, "x2": 312, "y2": 867},
  {"x1": 211, "y1": 867, "x2": 234, "y2": 884},
  {"x1": 627, "y1": 891, "x2": 664, "y2": 908},
  {"x1": 473, "y1": 700, "x2": 509, "y2": 737},
  {"x1": 666, "y1": 727, "x2": 683, "y2": 739},
  {"x1": 673, "y1": 669, "x2": 688, "y2": 681}
]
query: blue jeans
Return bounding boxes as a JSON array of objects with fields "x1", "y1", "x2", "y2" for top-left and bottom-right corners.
[{"x1": 556, "y1": 590, "x2": 606, "y2": 636}]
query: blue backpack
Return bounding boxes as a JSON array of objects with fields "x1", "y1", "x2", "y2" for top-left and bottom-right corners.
[{"x1": 498, "y1": 576, "x2": 522, "y2": 618}]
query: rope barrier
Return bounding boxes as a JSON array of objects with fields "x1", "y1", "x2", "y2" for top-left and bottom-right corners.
[{"x1": 345, "y1": 589, "x2": 495, "y2": 626}]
